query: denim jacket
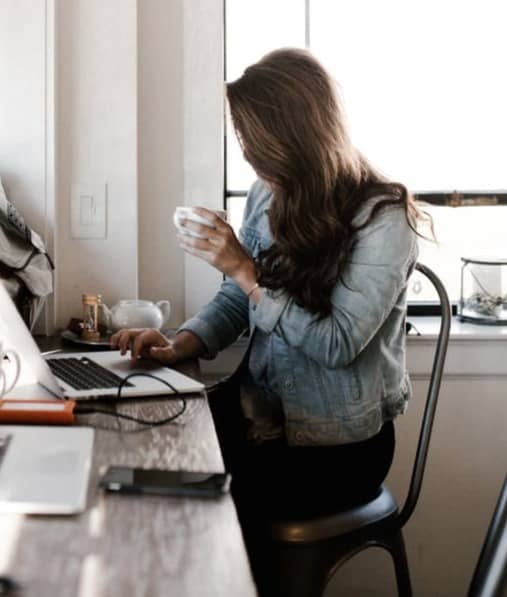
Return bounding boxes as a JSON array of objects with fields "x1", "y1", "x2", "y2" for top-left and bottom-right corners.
[{"x1": 180, "y1": 179, "x2": 418, "y2": 446}]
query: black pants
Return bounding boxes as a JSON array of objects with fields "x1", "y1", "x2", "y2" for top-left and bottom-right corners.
[{"x1": 209, "y1": 377, "x2": 395, "y2": 596}]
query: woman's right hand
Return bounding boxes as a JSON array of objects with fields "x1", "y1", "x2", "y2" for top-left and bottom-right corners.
[{"x1": 109, "y1": 328, "x2": 179, "y2": 365}]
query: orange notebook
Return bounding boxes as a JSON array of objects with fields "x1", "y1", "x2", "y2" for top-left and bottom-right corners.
[{"x1": 0, "y1": 400, "x2": 76, "y2": 425}]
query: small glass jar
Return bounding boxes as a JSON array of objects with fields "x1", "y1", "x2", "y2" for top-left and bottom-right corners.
[
  {"x1": 459, "y1": 257, "x2": 507, "y2": 325},
  {"x1": 82, "y1": 293, "x2": 102, "y2": 340}
]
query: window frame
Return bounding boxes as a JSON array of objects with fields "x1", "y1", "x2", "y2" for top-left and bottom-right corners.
[
  {"x1": 224, "y1": 2, "x2": 507, "y2": 207},
  {"x1": 223, "y1": 1, "x2": 507, "y2": 313}
]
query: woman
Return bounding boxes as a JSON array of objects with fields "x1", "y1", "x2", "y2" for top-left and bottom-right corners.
[{"x1": 111, "y1": 48, "x2": 420, "y2": 594}]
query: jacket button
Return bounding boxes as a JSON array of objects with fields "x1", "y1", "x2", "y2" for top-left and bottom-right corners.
[
  {"x1": 295, "y1": 431, "x2": 304, "y2": 442},
  {"x1": 284, "y1": 379, "x2": 294, "y2": 389}
]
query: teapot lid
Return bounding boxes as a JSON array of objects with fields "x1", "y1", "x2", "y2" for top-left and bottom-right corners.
[{"x1": 117, "y1": 299, "x2": 154, "y2": 305}]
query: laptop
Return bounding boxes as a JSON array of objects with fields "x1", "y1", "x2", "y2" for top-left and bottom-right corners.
[
  {"x1": 0, "y1": 282, "x2": 205, "y2": 400},
  {"x1": 0, "y1": 425, "x2": 93, "y2": 514}
]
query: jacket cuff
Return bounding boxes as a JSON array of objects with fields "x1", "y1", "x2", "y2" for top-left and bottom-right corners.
[
  {"x1": 177, "y1": 316, "x2": 220, "y2": 359},
  {"x1": 251, "y1": 288, "x2": 289, "y2": 334}
]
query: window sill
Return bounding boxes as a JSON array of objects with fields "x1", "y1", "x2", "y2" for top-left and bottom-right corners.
[
  {"x1": 199, "y1": 316, "x2": 507, "y2": 379},
  {"x1": 407, "y1": 316, "x2": 507, "y2": 342},
  {"x1": 407, "y1": 316, "x2": 507, "y2": 379}
]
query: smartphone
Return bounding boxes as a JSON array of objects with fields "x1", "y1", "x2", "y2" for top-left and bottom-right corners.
[{"x1": 99, "y1": 466, "x2": 231, "y2": 498}]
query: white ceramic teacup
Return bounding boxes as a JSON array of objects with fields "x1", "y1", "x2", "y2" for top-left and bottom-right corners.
[{"x1": 173, "y1": 206, "x2": 227, "y2": 239}]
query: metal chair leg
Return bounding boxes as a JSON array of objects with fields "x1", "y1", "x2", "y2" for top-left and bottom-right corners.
[
  {"x1": 273, "y1": 537, "x2": 381, "y2": 597},
  {"x1": 274, "y1": 542, "x2": 329, "y2": 597},
  {"x1": 272, "y1": 533, "x2": 413, "y2": 597},
  {"x1": 384, "y1": 530, "x2": 413, "y2": 597}
]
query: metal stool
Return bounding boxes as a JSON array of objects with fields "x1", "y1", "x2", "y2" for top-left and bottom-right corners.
[{"x1": 270, "y1": 263, "x2": 451, "y2": 597}]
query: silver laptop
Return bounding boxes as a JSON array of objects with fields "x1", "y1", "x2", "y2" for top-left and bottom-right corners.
[
  {"x1": 0, "y1": 426, "x2": 93, "y2": 514},
  {"x1": 0, "y1": 282, "x2": 205, "y2": 400}
]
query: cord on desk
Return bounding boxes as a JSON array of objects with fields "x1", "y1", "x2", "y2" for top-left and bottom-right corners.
[
  {"x1": 75, "y1": 372, "x2": 187, "y2": 429},
  {"x1": 203, "y1": 374, "x2": 234, "y2": 394}
]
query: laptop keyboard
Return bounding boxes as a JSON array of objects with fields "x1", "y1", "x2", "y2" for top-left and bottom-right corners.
[{"x1": 47, "y1": 357, "x2": 134, "y2": 391}]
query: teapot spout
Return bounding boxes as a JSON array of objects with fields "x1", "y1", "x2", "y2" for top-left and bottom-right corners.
[{"x1": 156, "y1": 300, "x2": 171, "y2": 328}]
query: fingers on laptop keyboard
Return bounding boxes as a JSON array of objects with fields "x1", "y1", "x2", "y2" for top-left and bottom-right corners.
[{"x1": 110, "y1": 329, "x2": 138, "y2": 355}]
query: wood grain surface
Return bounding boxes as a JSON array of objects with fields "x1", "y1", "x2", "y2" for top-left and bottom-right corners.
[{"x1": 0, "y1": 337, "x2": 257, "y2": 597}]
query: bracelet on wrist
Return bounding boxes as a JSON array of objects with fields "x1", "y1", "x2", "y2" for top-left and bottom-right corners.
[{"x1": 246, "y1": 282, "x2": 260, "y2": 298}]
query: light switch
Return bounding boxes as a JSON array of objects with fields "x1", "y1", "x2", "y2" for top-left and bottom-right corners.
[
  {"x1": 71, "y1": 183, "x2": 107, "y2": 239},
  {"x1": 79, "y1": 195, "x2": 94, "y2": 226}
]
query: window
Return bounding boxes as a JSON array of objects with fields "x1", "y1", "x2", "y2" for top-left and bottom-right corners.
[
  {"x1": 225, "y1": 0, "x2": 507, "y2": 302},
  {"x1": 225, "y1": 0, "x2": 307, "y2": 232}
]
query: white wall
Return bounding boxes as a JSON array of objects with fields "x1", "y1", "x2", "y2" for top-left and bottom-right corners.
[
  {"x1": 56, "y1": 0, "x2": 138, "y2": 328},
  {"x1": 0, "y1": 0, "x2": 55, "y2": 334},
  {"x1": 326, "y1": 373, "x2": 507, "y2": 597},
  {"x1": 182, "y1": 0, "x2": 224, "y2": 318},
  {"x1": 131, "y1": 0, "x2": 225, "y2": 324},
  {"x1": 2, "y1": 0, "x2": 224, "y2": 330},
  {"x1": 138, "y1": 0, "x2": 225, "y2": 322},
  {"x1": 0, "y1": 0, "x2": 48, "y2": 266},
  {"x1": 138, "y1": 0, "x2": 185, "y2": 326}
]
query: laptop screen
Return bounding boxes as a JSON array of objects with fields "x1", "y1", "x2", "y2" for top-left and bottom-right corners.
[{"x1": 0, "y1": 282, "x2": 62, "y2": 397}]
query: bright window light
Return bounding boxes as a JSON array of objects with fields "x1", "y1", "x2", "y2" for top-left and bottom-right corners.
[
  {"x1": 225, "y1": 0, "x2": 306, "y2": 191},
  {"x1": 225, "y1": 1, "x2": 507, "y2": 302},
  {"x1": 310, "y1": 0, "x2": 507, "y2": 190}
]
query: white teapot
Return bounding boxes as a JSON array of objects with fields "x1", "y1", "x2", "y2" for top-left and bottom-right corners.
[{"x1": 100, "y1": 299, "x2": 171, "y2": 332}]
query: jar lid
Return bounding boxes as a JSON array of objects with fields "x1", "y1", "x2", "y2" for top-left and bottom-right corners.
[{"x1": 461, "y1": 257, "x2": 507, "y2": 265}]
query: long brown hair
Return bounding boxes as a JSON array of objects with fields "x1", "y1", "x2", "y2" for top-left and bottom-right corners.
[{"x1": 226, "y1": 48, "x2": 423, "y2": 318}]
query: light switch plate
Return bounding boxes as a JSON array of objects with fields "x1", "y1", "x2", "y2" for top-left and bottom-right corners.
[{"x1": 71, "y1": 183, "x2": 107, "y2": 239}]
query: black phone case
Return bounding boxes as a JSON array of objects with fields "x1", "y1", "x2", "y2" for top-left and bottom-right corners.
[{"x1": 99, "y1": 469, "x2": 231, "y2": 499}]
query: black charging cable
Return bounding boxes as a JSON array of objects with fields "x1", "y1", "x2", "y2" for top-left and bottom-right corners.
[{"x1": 75, "y1": 372, "x2": 188, "y2": 429}]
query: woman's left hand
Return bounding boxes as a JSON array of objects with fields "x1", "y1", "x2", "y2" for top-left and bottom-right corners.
[{"x1": 177, "y1": 207, "x2": 255, "y2": 282}]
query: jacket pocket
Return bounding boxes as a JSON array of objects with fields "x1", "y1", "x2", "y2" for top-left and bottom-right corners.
[{"x1": 302, "y1": 356, "x2": 361, "y2": 419}]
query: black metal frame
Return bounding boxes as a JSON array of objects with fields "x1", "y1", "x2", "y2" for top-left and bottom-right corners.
[
  {"x1": 408, "y1": 302, "x2": 457, "y2": 317},
  {"x1": 414, "y1": 191, "x2": 507, "y2": 207},
  {"x1": 225, "y1": 189, "x2": 507, "y2": 205},
  {"x1": 468, "y1": 476, "x2": 507, "y2": 597},
  {"x1": 398, "y1": 263, "x2": 451, "y2": 526},
  {"x1": 270, "y1": 263, "x2": 451, "y2": 597}
]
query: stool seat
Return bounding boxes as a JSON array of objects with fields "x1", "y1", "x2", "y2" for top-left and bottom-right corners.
[{"x1": 271, "y1": 485, "x2": 399, "y2": 543}]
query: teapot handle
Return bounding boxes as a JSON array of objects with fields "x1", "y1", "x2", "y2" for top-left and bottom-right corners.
[{"x1": 156, "y1": 300, "x2": 171, "y2": 327}]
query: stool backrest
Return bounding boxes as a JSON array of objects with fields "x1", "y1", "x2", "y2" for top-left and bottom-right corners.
[
  {"x1": 468, "y1": 476, "x2": 507, "y2": 597},
  {"x1": 398, "y1": 263, "x2": 451, "y2": 527}
]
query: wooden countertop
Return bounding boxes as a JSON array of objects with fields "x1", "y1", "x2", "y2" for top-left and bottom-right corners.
[{"x1": 0, "y1": 336, "x2": 257, "y2": 597}]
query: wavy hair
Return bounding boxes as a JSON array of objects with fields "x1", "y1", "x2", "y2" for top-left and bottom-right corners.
[{"x1": 226, "y1": 48, "x2": 424, "y2": 318}]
